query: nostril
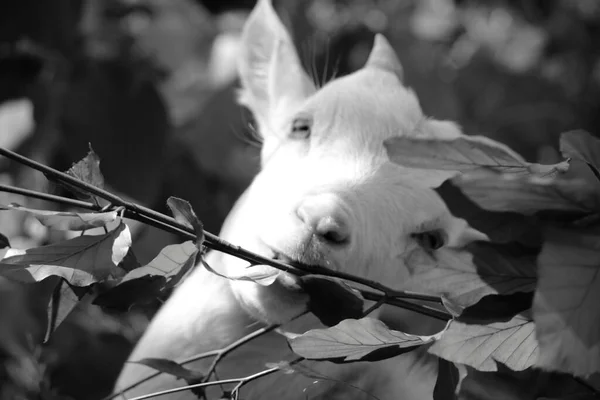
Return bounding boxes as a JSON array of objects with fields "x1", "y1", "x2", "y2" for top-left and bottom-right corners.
[{"x1": 296, "y1": 195, "x2": 352, "y2": 246}]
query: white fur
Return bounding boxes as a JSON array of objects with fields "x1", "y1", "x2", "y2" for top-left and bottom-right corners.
[{"x1": 114, "y1": 0, "x2": 480, "y2": 398}]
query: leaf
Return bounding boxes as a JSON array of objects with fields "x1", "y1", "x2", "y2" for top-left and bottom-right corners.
[
  {"x1": 202, "y1": 261, "x2": 281, "y2": 287},
  {"x1": 299, "y1": 275, "x2": 364, "y2": 327},
  {"x1": 407, "y1": 242, "x2": 537, "y2": 313},
  {"x1": 166, "y1": 197, "x2": 204, "y2": 246},
  {"x1": 457, "y1": 363, "x2": 538, "y2": 400},
  {"x1": 0, "y1": 222, "x2": 131, "y2": 285},
  {"x1": 385, "y1": 135, "x2": 567, "y2": 177},
  {"x1": 61, "y1": 144, "x2": 106, "y2": 201},
  {"x1": 93, "y1": 275, "x2": 167, "y2": 311},
  {"x1": 453, "y1": 169, "x2": 598, "y2": 216},
  {"x1": 130, "y1": 358, "x2": 204, "y2": 382},
  {"x1": 46, "y1": 279, "x2": 86, "y2": 335},
  {"x1": 560, "y1": 130, "x2": 600, "y2": 181},
  {"x1": 2, "y1": 203, "x2": 119, "y2": 231},
  {"x1": 433, "y1": 358, "x2": 460, "y2": 400},
  {"x1": 436, "y1": 181, "x2": 542, "y2": 246},
  {"x1": 533, "y1": 228, "x2": 600, "y2": 376},
  {"x1": 0, "y1": 232, "x2": 9, "y2": 249},
  {"x1": 121, "y1": 241, "x2": 197, "y2": 281},
  {"x1": 289, "y1": 317, "x2": 444, "y2": 363},
  {"x1": 429, "y1": 312, "x2": 538, "y2": 372}
]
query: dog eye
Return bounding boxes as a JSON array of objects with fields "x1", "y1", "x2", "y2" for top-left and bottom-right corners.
[
  {"x1": 412, "y1": 229, "x2": 446, "y2": 251},
  {"x1": 290, "y1": 117, "x2": 312, "y2": 139}
]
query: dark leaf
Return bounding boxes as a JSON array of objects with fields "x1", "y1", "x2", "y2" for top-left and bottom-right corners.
[
  {"x1": 93, "y1": 275, "x2": 167, "y2": 311},
  {"x1": 61, "y1": 144, "x2": 106, "y2": 201},
  {"x1": 0, "y1": 223, "x2": 131, "y2": 285},
  {"x1": 130, "y1": 358, "x2": 204, "y2": 382},
  {"x1": 166, "y1": 197, "x2": 204, "y2": 247},
  {"x1": 289, "y1": 317, "x2": 444, "y2": 362},
  {"x1": 385, "y1": 135, "x2": 567, "y2": 177},
  {"x1": 533, "y1": 227, "x2": 600, "y2": 376},
  {"x1": 407, "y1": 242, "x2": 537, "y2": 313},
  {"x1": 436, "y1": 181, "x2": 542, "y2": 246},
  {"x1": 433, "y1": 358, "x2": 460, "y2": 400},
  {"x1": 458, "y1": 293, "x2": 534, "y2": 324},
  {"x1": 560, "y1": 130, "x2": 600, "y2": 181},
  {"x1": 0, "y1": 232, "x2": 9, "y2": 249},
  {"x1": 46, "y1": 279, "x2": 86, "y2": 336},
  {"x1": 429, "y1": 312, "x2": 538, "y2": 372},
  {"x1": 299, "y1": 275, "x2": 364, "y2": 326}
]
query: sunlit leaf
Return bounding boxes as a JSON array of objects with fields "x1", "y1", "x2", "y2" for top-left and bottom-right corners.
[
  {"x1": 429, "y1": 312, "x2": 538, "y2": 372},
  {"x1": 385, "y1": 135, "x2": 567, "y2": 177},
  {"x1": 534, "y1": 228, "x2": 600, "y2": 376},
  {"x1": 0, "y1": 223, "x2": 130, "y2": 285},
  {"x1": 2, "y1": 203, "x2": 119, "y2": 231},
  {"x1": 121, "y1": 241, "x2": 197, "y2": 281},
  {"x1": 289, "y1": 317, "x2": 444, "y2": 362},
  {"x1": 407, "y1": 242, "x2": 537, "y2": 312},
  {"x1": 300, "y1": 275, "x2": 364, "y2": 326}
]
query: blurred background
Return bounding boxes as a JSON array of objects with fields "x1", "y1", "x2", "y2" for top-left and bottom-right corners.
[{"x1": 0, "y1": 0, "x2": 599, "y2": 398}]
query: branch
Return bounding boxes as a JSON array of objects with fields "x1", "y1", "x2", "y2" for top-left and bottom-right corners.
[{"x1": 0, "y1": 147, "x2": 450, "y2": 321}]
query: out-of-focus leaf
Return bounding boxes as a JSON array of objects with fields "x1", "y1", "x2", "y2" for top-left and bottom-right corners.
[
  {"x1": 0, "y1": 223, "x2": 130, "y2": 285},
  {"x1": 457, "y1": 363, "x2": 538, "y2": 400},
  {"x1": 130, "y1": 358, "x2": 204, "y2": 382},
  {"x1": 433, "y1": 358, "x2": 460, "y2": 400},
  {"x1": 46, "y1": 279, "x2": 86, "y2": 336},
  {"x1": 534, "y1": 228, "x2": 600, "y2": 376},
  {"x1": 121, "y1": 241, "x2": 197, "y2": 281},
  {"x1": 429, "y1": 312, "x2": 538, "y2": 372},
  {"x1": 453, "y1": 169, "x2": 597, "y2": 216},
  {"x1": 0, "y1": 99, "x2": 34, "y2": 152},
  {"x1": 61, "y1": 144, "x2": 106, "y2": 201},
  {"x1": 299, "y1": 275, "x2": 364, "y2": 327},
  {"x1": 560, "y1": 130, "x2": 600, "y2": 180},
  {"x1": 0, "y1": 232, "x2": 9, "y2": 249},
  {"x1": 407, "y1": 242, "x2": 537, "y2": 313},
  {"x1": 289, "y1": 317, "x2": 444, "y2": 363},
  {"x1": 2, "y1": 203, "x2": 119, "y2": 231},
  {"x1": 166, "y1": 197, "x2": 204, "y2": 246},
  {"x1": 385, "y1": 135, "x2": 568, "y2": 177},
  {"x1": 93, "y1": 275, "x2": 166, "y2": 311}
]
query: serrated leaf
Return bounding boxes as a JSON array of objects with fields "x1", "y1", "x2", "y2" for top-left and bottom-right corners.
[
  {"x1": 62, "y1": 144, "x2": 105, "y2": 201},
  {"x1": 453, "y1": 169, "x2": 598, "y2": 216},
  {"x1": 121, "y1": 241, "x2": 197, "y2": 281},
  {"x1": 299, "y1": 275, "x2": 364, "y2": 327},
  {"x1": 560, "y1": 130, "x2": 600, "y2": 181},
  {"x1": 166, "y1": 197, "x2": 204, "y2": 246},
  {"x1": 407, "y1": 242, "x2": 537, "y2": 313},
  {"x1": 130, "y1": 358, "x2": 204, "y2": 382},
  {"x1": 385, "y1": 135, "x2": 567, "y2": 177},
  {"x1": 429, "y1": 312, "x2": 538, "y2": 372},
  {"x1": 0, "y1": 223, "x2": 130, "y2": 285},
  {"x1": 289, "y1": 317, "x2": 444, "y2": 362},
  {"x1": 2, "y1": 203, "x2": 119, "y2": 231},
  {"x1": 533, "y1": 228, "x2": 600, "y2": 376}
]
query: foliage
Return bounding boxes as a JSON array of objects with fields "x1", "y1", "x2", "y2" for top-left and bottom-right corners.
[{"x1": 0, "y1": 129, "x2": 599, "y2": 399}]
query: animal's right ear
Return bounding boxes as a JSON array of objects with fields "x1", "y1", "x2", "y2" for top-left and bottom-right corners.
[{"x1": 237, "y1": 0, "x2": 315, "y2": 136}]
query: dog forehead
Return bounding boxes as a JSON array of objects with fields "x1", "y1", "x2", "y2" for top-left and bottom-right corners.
[{"x1": 306, "y1": 69, "x2": 424, "y2": 140}]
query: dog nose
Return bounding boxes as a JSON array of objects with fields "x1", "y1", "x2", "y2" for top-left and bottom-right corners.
[{"x1": 296, "y1": 194, "x2": 351, "y2": 245}]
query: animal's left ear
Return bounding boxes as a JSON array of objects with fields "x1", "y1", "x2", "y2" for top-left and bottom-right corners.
[{"x1": 364, "y1": 34, "x2": 404, "y2": 82}]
